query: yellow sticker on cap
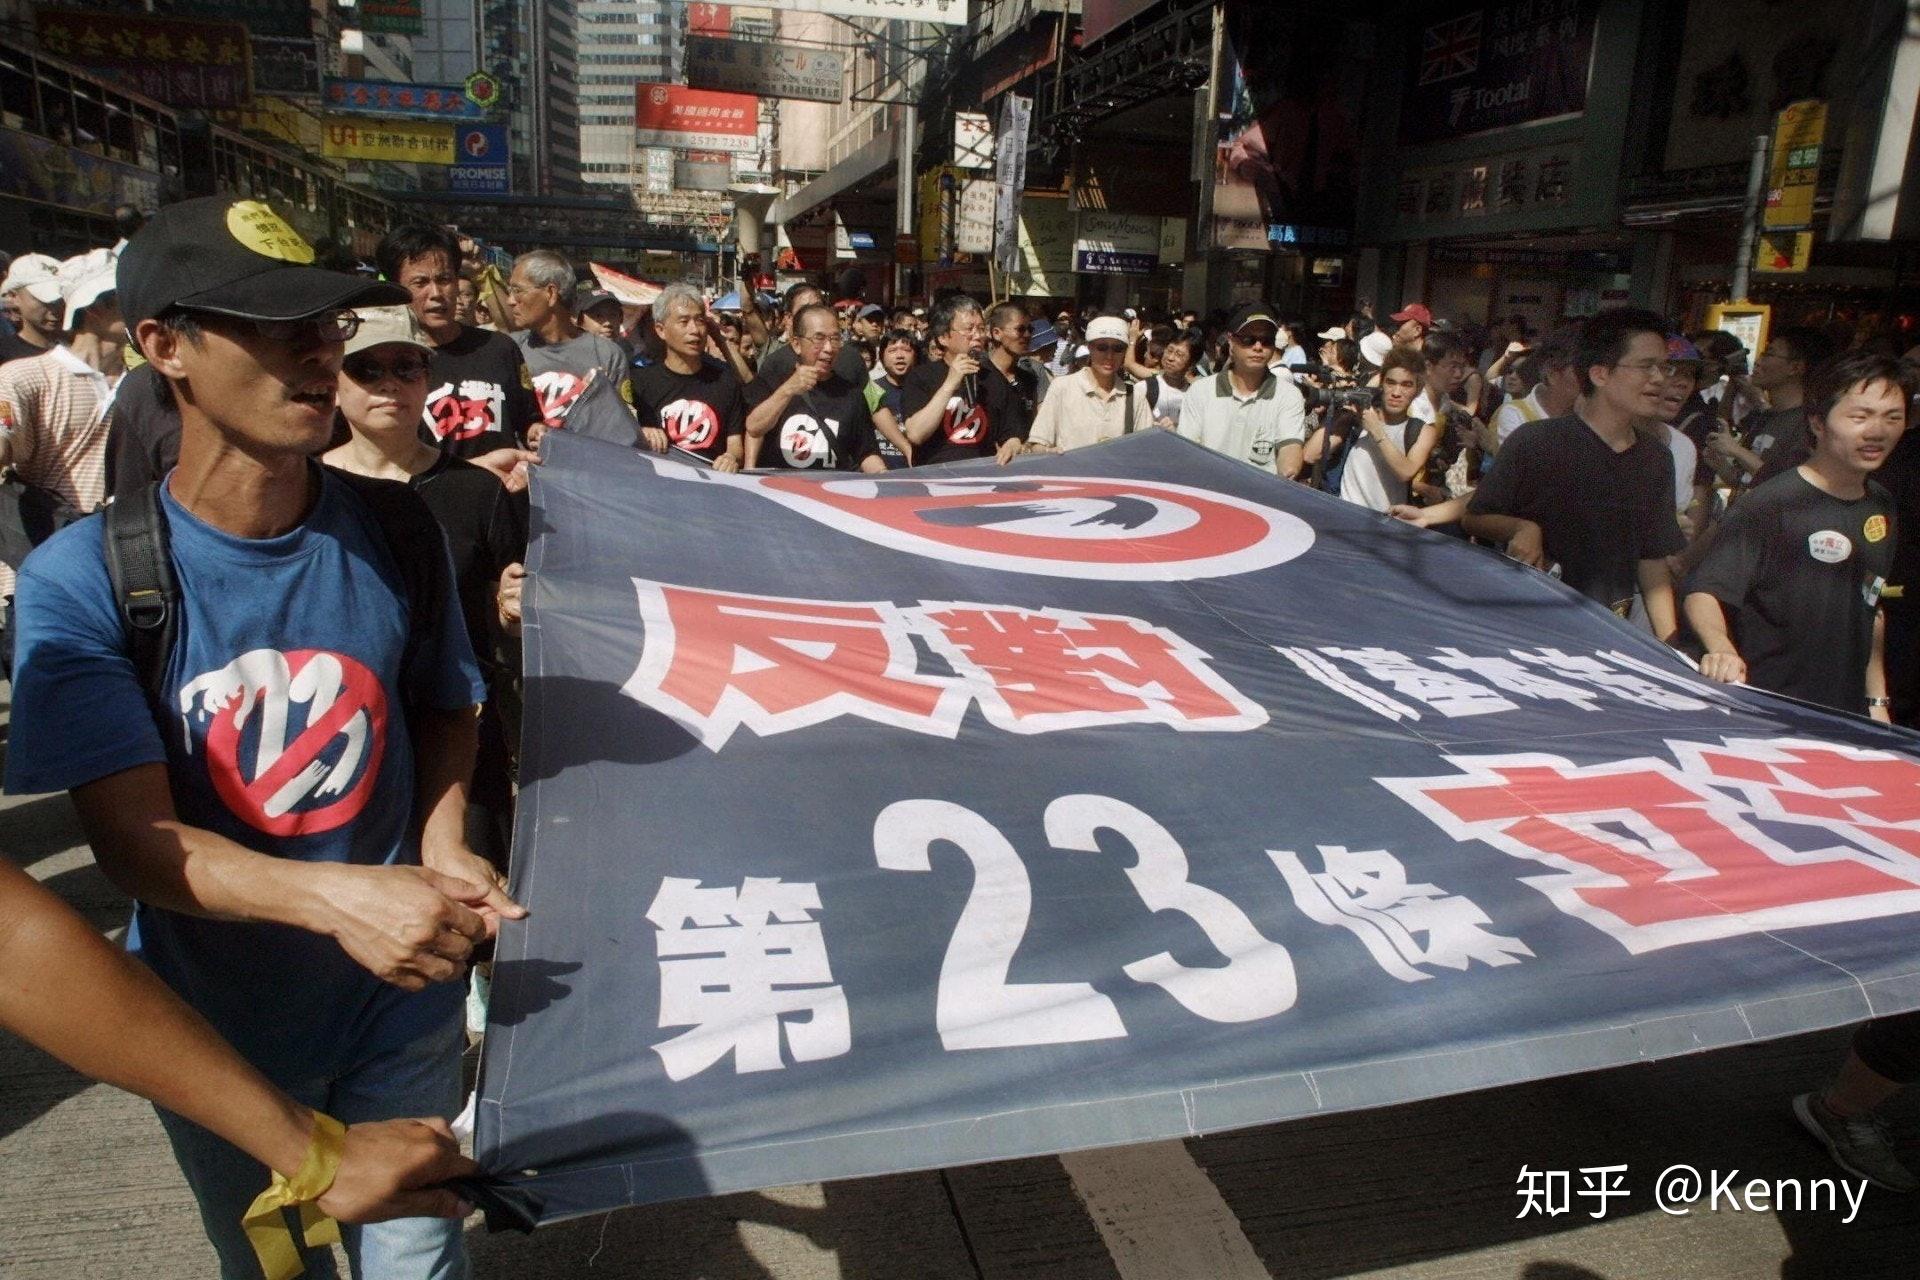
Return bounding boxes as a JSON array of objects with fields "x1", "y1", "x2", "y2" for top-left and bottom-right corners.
[
  {"x1": 1865, "y1": 514, "x2": 1889, "y2": 544},
  {"x1": 226, "y1": 201, "x2": 315, "y2": 264}
]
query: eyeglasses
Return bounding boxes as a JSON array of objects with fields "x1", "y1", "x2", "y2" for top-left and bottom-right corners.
[
  {"x1": 1611, "y1": 360, "x2": 1676, "y2": 377},
  {"x1": 343, "y1": 351, "x2": 430, "y2": 384},
  {"x1": 1089, "y1": 342, "x2": 1128, "y2": 355},
  {"x1": 1232, "y1": 330, "x2": 1277, "y2": 349},
  {"x1": 1006, "y1": 325, "x2": 1034, "y2": 336},
  {"x1": 796, "y1": 331, "x2": 843, "y2": 346},
  {"x1": 200, "y1": 310, "x2": 361, "y2": 345}
]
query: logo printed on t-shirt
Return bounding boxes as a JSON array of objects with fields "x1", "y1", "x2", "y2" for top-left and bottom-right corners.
[
  {"x1": 780, "y1": 413, "x2": 835, "y2": 468},
  {"x1": 532, "y1": 368, "x2": 596, "y2": 427},
  {"x1": 1865, "y1": 515, "x2": 1889, "y2": 544},
  {"x1": 178, "y1": 648, "x2": 389, "y2": 837},
  {"x1": 1808, "y1": 530, "x2": 1853, "y2": 564},
  {"x1": 942, "y1": 394, "x2": 988, "y2": 446},
  {"x1": 424, "y1": 378, "x2": 505, "y2": 441},
  {"x1": 661, "y1": 397, "x2": 721, "y2": 449}
]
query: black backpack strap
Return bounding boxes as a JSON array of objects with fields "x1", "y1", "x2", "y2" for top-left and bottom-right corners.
[
  {"x1": 103, "y1": 482, "x2": 178, "y2": 707},
  {"x1": 325, "y1": 467, "x2": 450, "y2": 691},
  {"x1": 1145, "y1": 377, "x2": 1160, "y2": 412}
]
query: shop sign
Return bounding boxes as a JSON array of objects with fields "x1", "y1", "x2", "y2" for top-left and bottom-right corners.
[
  {"x1": 0, "y1": 124, "x2": 164, "y2": 216},
  {"x1": 676, "y1": 150, "x2": 735, "y2": 193},
  {"x1": 449, "y1": 124, "x2": 510, "y2": 194},
  {"x1": 1398, "y1": 0, "x2": 1598, "y2": 145},
  {"x1": 688, "y1": 4, "x2": 733, "y2": 35},
  {"x1": 1267, "y1": 225, "x2": 1349, "y2": 247},
  {"x1": 325, "y1": 78, "x2": 494, "y2": 122},
  {"x1": 250, "y1": 37, "x2": 322, "y2": 98},
  {"x1": 1074, "y1": 211, "x2": 1161, "y2": 275},
  {"x1": 894, "y1": 233, "x2": 919, "y2": 266},
  {"x1": 1394, "y1": 143, "x2": 1578, "y2": 229},
  {"x1": 1011, "y1": 197, "x2": 1075, "y2": 294},
  {"x1": 1754, "y1": 230, "x2": 1814, "y2": 274},
  {"x1": 321, "y1": 116, "x2": 456, "y2": 165},
  {"x1": 991, "y1": 95, "x2": 1031, "y2": 276},
  {"x1": 356, "y1": 0, "x2": 423, "y2": 36},
  {"x1": 956, "y1": 179, "x2": 997, "y2": 255},
  {"x1": 685, "y1": 36, "x2": 844, "y2": 105},
  {"x1": 37, "y1": 9, "x2": 251, "y2": 109},
  {"x1": 217, "y1": 96, "x2": 323, "y2": 150},
  {"x1": 644, "y1": 149, "x2": 674, "y2": 195},
  {"x1": 1764, "y1": 100, "x2": 1826, "y2": 232},
  {"x1": 745, "y1": 0, "x2": 965, "y2": 26},
  {"x1": 954, "y1": 112, "x2": 994, "y2": 169},
  {"x1": 635, "y1": 84, "x2": 760, "y2": 153},
  {"x1": 1159, "y1": 218, "x2": 1188, "y2": 263}
]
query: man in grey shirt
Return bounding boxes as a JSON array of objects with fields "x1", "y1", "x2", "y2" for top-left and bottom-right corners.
[{"x1": 505, "y1": 249, "x2": 639, "y2": 448}]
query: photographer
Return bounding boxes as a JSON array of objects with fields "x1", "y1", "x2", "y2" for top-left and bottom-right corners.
[{"x1": 1307, "y1": 348, "x2": 1437, "y2": 512}]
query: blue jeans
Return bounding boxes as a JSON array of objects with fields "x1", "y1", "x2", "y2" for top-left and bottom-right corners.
[{"x1": 157, "y1": 1007, "x2": 469, "y2": 1280}]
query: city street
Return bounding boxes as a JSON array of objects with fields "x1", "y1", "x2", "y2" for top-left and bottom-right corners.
[{"x1": 4, "y1": 690, "x2": 1918, "y2": 1280}]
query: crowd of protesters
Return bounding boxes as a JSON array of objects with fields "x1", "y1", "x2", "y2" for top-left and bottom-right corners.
[{"x1": 1, "y1": 195, "x2": 1919, "y2": 1279}]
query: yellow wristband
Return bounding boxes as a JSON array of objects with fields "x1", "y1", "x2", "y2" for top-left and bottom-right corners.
[{"x1": 242, "y1": 1112, "x2": 347, "y2": 1280}]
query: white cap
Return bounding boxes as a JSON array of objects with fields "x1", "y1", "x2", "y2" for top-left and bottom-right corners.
[
  {"x1": 1084, "y1": 316, "x2": 1130, "y2": 344},
  {"x1": 1359, "y1": 331, "x2": 1394, "y2": 368},
  {"x1": 1317, "y1": 325, "x2": 1346, "y2": 341},
  {"x1": 2, "y1": 253, "x2": 64, "y2": 304},
  {"x1": 1072, "y1": 343, "x2": 1091, "y2": 360},
  {"x1": 59, "y1": 248, "x2": 119, "y2": 316}
]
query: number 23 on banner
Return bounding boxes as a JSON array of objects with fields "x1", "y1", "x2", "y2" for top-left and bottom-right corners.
[{"x1": 874, "y1": 795, "x2": 1298, "y2": 1051}]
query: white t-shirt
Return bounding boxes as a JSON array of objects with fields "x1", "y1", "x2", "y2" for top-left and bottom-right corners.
[
  {"x1": 1662, "y1": 423, "x2": 1697, "y2": 514},
  {"x1": 1492, "y1": 388, "x2": 1548, "y2": 444},
  {"x1": 1133, "y1": 375, "x2": 1188, "y2": 429},
  {"x1": 1338, "y1": 416, "x2": 1425, "y2": 513}
]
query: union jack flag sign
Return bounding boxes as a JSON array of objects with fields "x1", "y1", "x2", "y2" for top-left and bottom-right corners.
[{"x1": 1420, "y1": 11, "x2": 1483, "y2": 84}]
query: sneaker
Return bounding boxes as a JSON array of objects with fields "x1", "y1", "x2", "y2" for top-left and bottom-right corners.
[{"x1": 1793, "y1": 1091, "x2": 1920, "y2": 1192}]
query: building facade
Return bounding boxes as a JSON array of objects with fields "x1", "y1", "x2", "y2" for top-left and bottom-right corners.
[{"x1": 577, "y1": 0, "x2": 681, "y2": 192}]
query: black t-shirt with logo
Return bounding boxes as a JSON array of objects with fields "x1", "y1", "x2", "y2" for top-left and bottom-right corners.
[
  {"x1": 1687, "y1": 468, "x2": 1896, "y2": 715},
  {"x1": 1744, "y1": 405, "x2": 1812, "y2": 488},
  {"x1": 1469, "y1": 413, "x2": 1685, "y2": 614},
  {"x1": 757, "y1": 338, "x2": 870, "y2": 390},
  {"x1": 899, "y1": 359, "x2": 1029, "y2": 466},
  {"x1": 744, "y1": 371, "x2": 880, "y2": 471},
  {"x1": 420, "y1": 325, "x2": 540, "y2": 454},
  {"x1": 631, "y1": 357, "x2": 746, "y2": 463}
]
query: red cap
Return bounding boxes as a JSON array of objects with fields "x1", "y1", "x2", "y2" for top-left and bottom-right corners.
[{"x1": 1390, "y1": 303, "x2": 1433, "y2": 327}]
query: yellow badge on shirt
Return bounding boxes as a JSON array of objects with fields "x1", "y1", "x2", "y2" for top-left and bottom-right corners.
[
  {"x1": 519, "y1": 364, "x2": 533, "y2": 390},
  {"x1": 0, "y1": 399, "x2": 15, "y2": 433},
  {"x1": 226, "y1": 200, "x2": 315, "y2": 264},
  {"x1": 1865, "y1": 514, "x2": 1889, "y2": 544},
  {"x1": 620, "y1": 377, "x2": 635, "y2": 406}
]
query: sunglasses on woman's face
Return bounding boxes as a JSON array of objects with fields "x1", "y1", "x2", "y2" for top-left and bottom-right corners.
[{"x1": 343, "y1": 352, "x2": 431, "y2": 384}]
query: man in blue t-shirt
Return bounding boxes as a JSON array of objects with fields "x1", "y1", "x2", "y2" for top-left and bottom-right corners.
[{"x1": 5, "y1": 197, "x2": 524, "y2": 1279}]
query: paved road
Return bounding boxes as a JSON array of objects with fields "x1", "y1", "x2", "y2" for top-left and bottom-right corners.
[{"x1": 4, "y1": 736, "x2": 1918, "y2": 1278}]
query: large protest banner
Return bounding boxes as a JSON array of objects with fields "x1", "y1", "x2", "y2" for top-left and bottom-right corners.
[{"x1": 476, "y1": 430, "x2": 1920, "y2": 1224}]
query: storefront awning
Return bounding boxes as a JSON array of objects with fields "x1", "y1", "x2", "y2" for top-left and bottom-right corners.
[{"x1": 771, "y1": 128, "x2": 897, "y2": 227}]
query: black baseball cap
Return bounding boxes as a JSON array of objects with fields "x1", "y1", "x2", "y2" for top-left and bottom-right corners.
[
  {"x1": 118, "y1": 196, "x2": 406, "y2": 331},
  {"x1": 1227, "y1": 303, "x2": 1279, "y2": 335}
]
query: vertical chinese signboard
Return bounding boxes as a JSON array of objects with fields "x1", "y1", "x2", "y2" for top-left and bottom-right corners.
[{"x1": 1764, "y1": 100, "x2": 1826, "y2": 232}]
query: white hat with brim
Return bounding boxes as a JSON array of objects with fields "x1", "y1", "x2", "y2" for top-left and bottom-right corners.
[
  {"x1": 1084, "y1": 316, "x2": 1130, "y2": 345},
  {"x1": 344, "y1": 304, "x2": 431, "y2": 358},
  {"x1": 2, "y1": 253, "x2": 65, "y2": 305},
  {"x1": 1359, "y1": 331, "x2": 1394, "y2": 367}
]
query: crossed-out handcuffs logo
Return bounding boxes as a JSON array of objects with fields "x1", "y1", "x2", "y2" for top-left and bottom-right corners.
[
  {"x1": 661, "y1": 398, "x2": 722, "y2": 450},
  {"x1": 179, "y1": 649, "x2": 389, "y2": 837},
  {"x1": 736, "y1": 473, "x2": 1316, "y2": 580}
]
